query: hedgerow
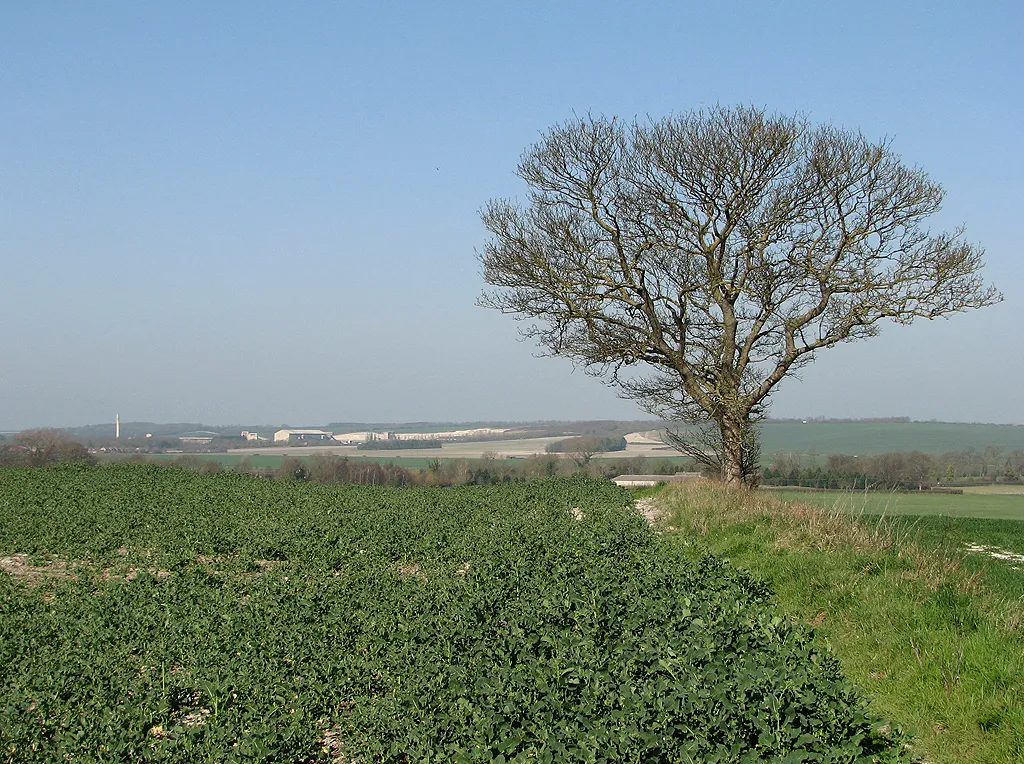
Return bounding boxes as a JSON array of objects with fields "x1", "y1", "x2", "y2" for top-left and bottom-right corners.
[{"x1": 0, "y1": 464, "x2": 904, "y2": 761}]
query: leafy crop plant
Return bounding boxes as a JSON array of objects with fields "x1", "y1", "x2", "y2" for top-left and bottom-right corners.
[{"x1": 0, "y1": 464, "x2": 906, "y2": 761}]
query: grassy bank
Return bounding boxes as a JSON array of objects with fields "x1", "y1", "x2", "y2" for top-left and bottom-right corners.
[{"x1": 655, "y1": 482, "x2": 1024, "y2": 763}]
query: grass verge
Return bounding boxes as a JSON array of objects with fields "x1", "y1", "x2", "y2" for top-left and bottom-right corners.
[{"x1": 655, "y1": 481, "x2": 1024, "y2": 763}]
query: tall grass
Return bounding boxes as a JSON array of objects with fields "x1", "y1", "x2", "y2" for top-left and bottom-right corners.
[{"x1": 654, "y1": 481, "x2": 1024, "y2": 764}]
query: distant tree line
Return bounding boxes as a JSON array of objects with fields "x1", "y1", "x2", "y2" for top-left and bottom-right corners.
[
  {"x1": 763, "y1": 447, "x2": 1024, "y2": 490},
  {"x1": 545, "y1": 435, "x2": 627, "y2": 454},
  {"x1": 767, "y1": 417, "x2": 913, "y2": 424},
  {"x1": 544, "y1": 435, "x2": 628, "y2": 467},
  {"x1": 0, "y1": 429, "x2": 95, "y2": 467},
  {"x1": 110, "y1": 452, "x2": 690, "y2": 488}
]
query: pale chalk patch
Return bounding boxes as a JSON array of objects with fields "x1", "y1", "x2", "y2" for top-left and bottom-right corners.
[
  {"x1": 635, "y1": 497, "x2": 667, "y2": 525},
  {"x1": 963, "y1": 543, "x2": 1024, "y2": 566}
]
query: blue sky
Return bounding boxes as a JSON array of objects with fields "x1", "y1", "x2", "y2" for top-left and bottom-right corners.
[{"x1": 2, "y1": 1, "x2": 1021, "y2": 428}]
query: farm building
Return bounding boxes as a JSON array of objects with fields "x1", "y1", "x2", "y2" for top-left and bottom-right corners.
[
  {"x1": 612, "y1": 472, "x2": 701, "y2": 488},
  {"x1": 332, "y1": 427, "x2": 509, "y2": 443},
  {"x1": 177, "y1": 430, "x2": 221, "y2": 444},
  {"x1": 273, "y1": 429, "x2": 334, "y2": 443}
]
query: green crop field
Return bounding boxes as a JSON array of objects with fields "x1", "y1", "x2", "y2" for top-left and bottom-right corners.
[
  {"x1": 765, "y1": 488, "x2": 1024, "y2": 521},
  {"x1": 146, "y1": 453, "x2": 285, "y2": 468},
  {"x1": 0, "y1": 464, "x2": 903, "y2": 762},
  {"x1": 758, "y1": 421, "x2": 1024, "y2": 456}
]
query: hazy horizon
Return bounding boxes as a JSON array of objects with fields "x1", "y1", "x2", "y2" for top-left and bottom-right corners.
[
  {"x1": 3, "y1": 3, "x2": 1020, "y2": 431},
  {"x1": 7, "y1": 415, "x2": 1024, "y2": 436}
]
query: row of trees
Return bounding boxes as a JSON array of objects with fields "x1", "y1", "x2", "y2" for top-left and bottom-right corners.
[
  {"x1": 0, "y1": 429, "x2": 95, "y2": 467},
  {"x1": 117, "y1": 452, "x2": 689, "y2": 487},
  {"x1": 544, "y1": 435, "x2": 628, "y2": 466},
  {"x1": 764, "y1": 448, "x2": 1024, "y2": 489}
]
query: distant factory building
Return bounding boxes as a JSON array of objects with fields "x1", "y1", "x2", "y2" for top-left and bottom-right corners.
[
  {"x1": 177, "y1": 430, "x2": 221, "y2": 445},
  {"x1": 273, "y1": 429, "x2": 334, "y2": 443}
]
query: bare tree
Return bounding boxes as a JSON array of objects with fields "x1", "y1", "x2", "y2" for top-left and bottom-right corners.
[
  {"x1": 276, "y1": 456, "x2": 308, "y2": 482},
  {"x1": 479, "y1": 106, "x2": 1000, "y2": 486},
  {"x1": 1, "y1": 428, "x2": 95, "y2": 467},
  {"x1": 663, "y1": 419, "x2": 761, "y2": 484},
  {"x1": 565, "y1": 436, "x2": 602, "y2": 468}
]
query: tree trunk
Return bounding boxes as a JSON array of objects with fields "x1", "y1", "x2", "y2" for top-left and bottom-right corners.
[{"x1": 720, "y1": 417, "x2": 745, "y2": 488}]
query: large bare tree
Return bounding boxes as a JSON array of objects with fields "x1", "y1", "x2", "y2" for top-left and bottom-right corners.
[{"x1": 478, "y1": 106, "x2": 1001, "y2": 487}]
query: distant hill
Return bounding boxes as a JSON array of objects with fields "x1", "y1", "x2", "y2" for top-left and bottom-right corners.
[{"x1": 63, "y1": 422, "x2": 255, "y2": 440}]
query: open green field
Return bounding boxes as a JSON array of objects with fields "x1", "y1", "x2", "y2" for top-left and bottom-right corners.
[
  {"x1": 962, "y1": 484, "x2": 1024, "y2": 495},
  {"x1": 0, "y1": 465, "x2": 902, "y2": 761},
  {"x1": 759, "y1": 421, "x2": 1024, "y2": 456},
  {"x1": 766, "y1": 488, "x2": 1024, "y2": 521}
]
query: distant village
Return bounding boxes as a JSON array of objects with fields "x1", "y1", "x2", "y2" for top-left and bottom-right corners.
[
  {"x1": 242, "y1": 427, "x2": 512, "y2": 445},
  {"x1": 92, "y1": 426, "x2": 520, "y2": 452}
]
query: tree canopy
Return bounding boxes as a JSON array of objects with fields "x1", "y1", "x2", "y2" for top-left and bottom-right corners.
[
  {"x1": 479, "y1": 106, "x2": 1000, "y2": 486},
  {"x1": 0, "y1": 428, "x2": 94, "y2": 467}
]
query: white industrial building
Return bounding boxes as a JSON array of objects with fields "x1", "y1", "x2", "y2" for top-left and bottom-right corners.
[
  {"x1": 331, "y1": 427, "x2": 509, "y2": 443},
  {"x1": 273, "y1": 429, "x2": 334, "y2": 443}
]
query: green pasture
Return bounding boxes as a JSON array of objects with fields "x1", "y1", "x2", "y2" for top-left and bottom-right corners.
[
  {"x1": 962, "y1": 484, "x2": 1024, "y2": 495},
  {"x1": 759, "y1": 421, "x2": 1024, "y2": 456},
  {"x1": 767, "y1": 488, "x2": 1024, "y2": 521}
]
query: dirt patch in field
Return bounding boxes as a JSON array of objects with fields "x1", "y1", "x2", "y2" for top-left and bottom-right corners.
[
  {"x1": 0, "y1": 553, "x2": 171, "y2": 586},
  {"x1": 321, "y1": 725, "x2": 351, "y2": 763},
  {"x1": 122, "y1": 567, "x2": 172, "y2": 582},
  {"x1": 964, "y1": 543, "x2": 1024, "y2": 570},
  {"x1": 0, "y1": 554, "x2": 72, "y2": 585},
  {"x1": 635, "y1": 497, "x2": 667, "y2": 524},
  {"x1": 395, "y1": 562, "x2": 427, "y2": 581}
]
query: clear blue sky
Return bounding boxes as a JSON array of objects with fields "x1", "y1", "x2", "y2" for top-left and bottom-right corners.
[{"x1": 2, "y1": 1, "x2": 1021, "y2": 429}]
